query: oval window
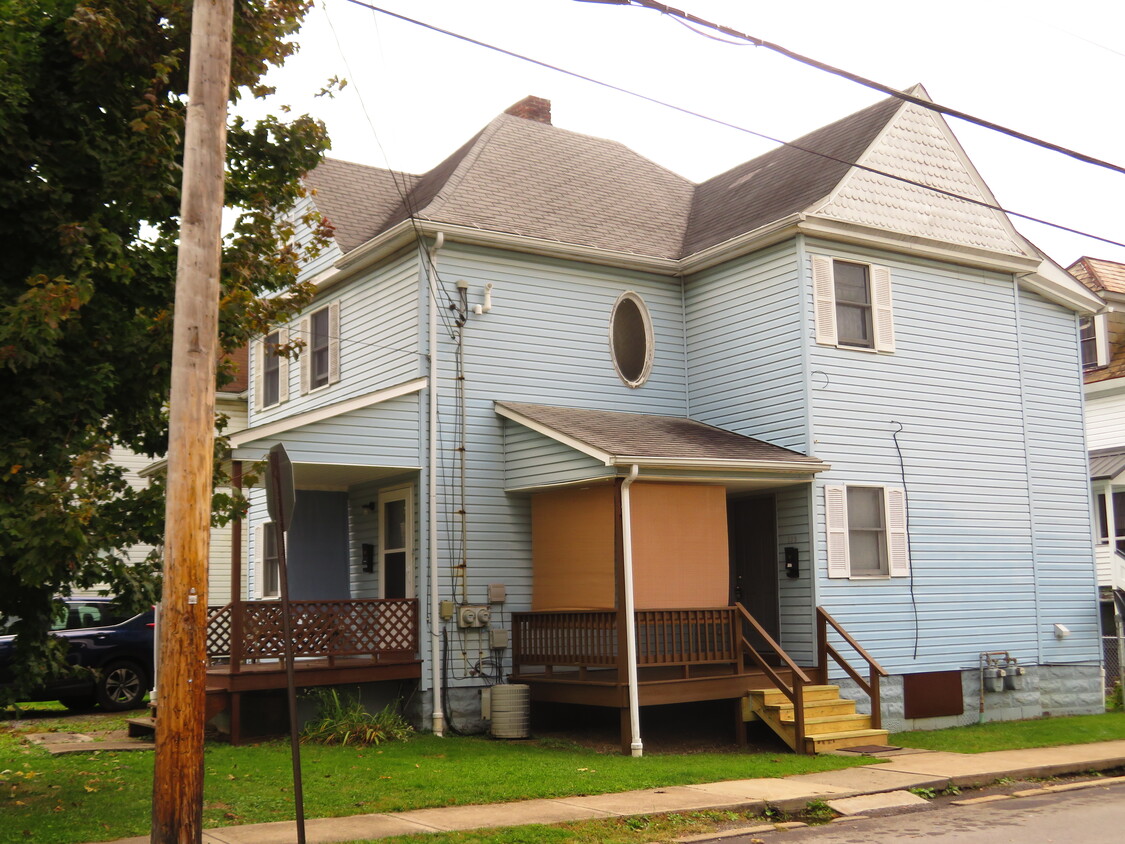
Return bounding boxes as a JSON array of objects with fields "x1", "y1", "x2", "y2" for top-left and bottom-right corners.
[{"x1": 610, "y1": 292, "x2": 654, "y2": 388}]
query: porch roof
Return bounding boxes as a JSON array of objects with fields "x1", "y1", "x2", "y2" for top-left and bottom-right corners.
[
  {"x1": 1090, "y1": 446, "x2": 1125, "y2": 481},
  {"x1": 495, "y1": 401, "x2": 828, "y2": 473}
]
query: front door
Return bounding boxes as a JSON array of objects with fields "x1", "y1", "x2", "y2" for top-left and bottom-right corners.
[
  {"x1": 379, "y1": 486, "x2": 413, "y2": 599},
  {"x1": 728, "y1": 495, "x2": 780, "y2": 647}
]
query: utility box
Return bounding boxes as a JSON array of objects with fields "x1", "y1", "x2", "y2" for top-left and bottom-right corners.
[{"x1": 489, "y1": 628, "x2": 510, "y2": 649}]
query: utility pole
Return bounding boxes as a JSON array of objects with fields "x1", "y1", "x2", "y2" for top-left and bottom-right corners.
[{"x1": 151, "y1": 0, "x2": 234, "y2": 841}]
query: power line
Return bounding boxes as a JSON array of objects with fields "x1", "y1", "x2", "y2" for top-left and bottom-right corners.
[
  {"x1": 341, "y1": 0, "x2": 1125, "y2": 252},
  {"x1": 591, "y1": 0, "x2": 1125, "y2": 179}
]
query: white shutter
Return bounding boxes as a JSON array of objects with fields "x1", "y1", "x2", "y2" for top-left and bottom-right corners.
[
  {"x1": 812, "y1": 255, "x2": 837, "y2": 346},
  {"x1": 328, "y1": 300, "x2": 341, "y2": 385},
  {"x1": 277, "y1": 328, "x2": 290, "y2": 404},
  {"x1": 299, "y1": 316, "x2": 311, "y2": 394},
  {"x1": 825, "y1": 484, "x2": 850, "y2": 578},
  {"x1": 872, "y1": 265, "x2": 895, "y2": 353},
  {"x1": 1095, "y1": 313, "x2": 1109, "y2": 368},
  {"x1": 885, "y1": 487, "x2": 910, "y2": 576},
  {"x1": 253, "y1": 339, "x2": 264, "y2": 411}
]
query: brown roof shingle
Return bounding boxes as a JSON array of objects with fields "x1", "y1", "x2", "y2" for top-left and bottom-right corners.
[
  {"x1": 497, "y1": 401, "x2": 823, "y2": 465},
  {"x1": 305, "y1": 93, "x2": 910, "y2": 262}
]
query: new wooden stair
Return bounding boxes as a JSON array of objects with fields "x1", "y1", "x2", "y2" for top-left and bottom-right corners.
[{"x1": 745, "y1": 684, "x2": 889, "y2": 753}]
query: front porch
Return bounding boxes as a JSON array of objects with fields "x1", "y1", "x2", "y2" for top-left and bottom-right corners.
[
  {"x1": 203, "y1": 598, "x2": 421, "y2": 743},
  {"x1": 511, "y1": 604, "x2": 889, "y2": 754}
]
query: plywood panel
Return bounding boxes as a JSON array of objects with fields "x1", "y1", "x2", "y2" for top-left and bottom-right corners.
[
  {"x1": 630, "y1": 483, "x2": 729, "y2": 609},
  {"x1": 531, "y1": 485, "x2": 615, "y2": 610}
]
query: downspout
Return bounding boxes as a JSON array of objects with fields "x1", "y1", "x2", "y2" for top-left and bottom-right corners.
[
  {"x1": 428, "y1": 232, "x2": 445, "y2": 737},
  {"x1": 620, "y1": 464, "x2": 643, "y2": 757}
]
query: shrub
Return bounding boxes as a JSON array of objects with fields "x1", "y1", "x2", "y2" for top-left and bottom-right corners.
[
  {"x1": 301, "y1": 688, "x2": 414, "y2": 746},
  {"x1": 1107, "y1": 682, "x2": 1124, "y2": 712}
]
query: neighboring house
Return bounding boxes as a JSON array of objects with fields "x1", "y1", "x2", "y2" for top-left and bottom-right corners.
[
  {"x1": 215, "y1": 89, "x2": 1104, "y2": 751},
  {"x1": 1067, "y1": 257, "x2": 1125, "y2": 635},
  {"x1": 101, "y1": 348, "x2": 251, "y2": 606}
]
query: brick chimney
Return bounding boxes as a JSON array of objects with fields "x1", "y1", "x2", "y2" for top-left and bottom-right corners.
[{"x1": 504, "y1": 95, "x2": 552, "y2": 125}]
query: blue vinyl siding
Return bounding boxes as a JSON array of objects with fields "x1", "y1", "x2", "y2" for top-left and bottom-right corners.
[
  {"x1": 234, "y1": 394, "x2": 422, "y2": 468},
  {"x1": 502, "y1": 422, "x2": 612, "y2": 490},
  {"x1": 423, "y1": 244, "x2": 687, "y2": 643},
  {"x1": 1017, "y1": 286, "x2": 1100, "y2": 664},
  {"x1": 776, "y1": 484, "x2": 815, "y2": 663},
  {"x1": 684, "y1": 242, "x2": 808, "y2": 452},
  {"x1": 806, "y1": 241, "x2": 1042, "y2": 673},
  {"x1": 250, "y1": 247, "x2": 422, "y2": 427}
]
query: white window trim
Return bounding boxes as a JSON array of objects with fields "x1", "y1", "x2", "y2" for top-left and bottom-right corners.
[
  {"x1": 812, "y1": 255, "x2": 895, "y2": 353},
  {"x1": 300, "y1": 300, "x2": 341, "y2": 395},
  {"x1": 378, "y1": 484, "x2": 415, "y2": 598},
  {"x1": 825, "y1": 483, "x2": 910, "y2": 578},
  {"x1": 609, "y1": 290, "x2": 655, "y2": 388}
]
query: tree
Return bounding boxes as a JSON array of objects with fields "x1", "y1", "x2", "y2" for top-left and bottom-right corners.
[{"x1": 0, "y1": 0, "x2": 332, "y2": 701}]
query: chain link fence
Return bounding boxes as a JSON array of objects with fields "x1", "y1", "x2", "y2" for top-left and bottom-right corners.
[{"x1": 1104, "y1": 635, "x2": 1123, "y2": 694}]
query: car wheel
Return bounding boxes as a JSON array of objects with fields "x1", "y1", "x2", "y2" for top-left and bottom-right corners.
[
  {"x1": 59, "y1": 694, "x2": 97, "y2": 711},
  {"x1": 95, "y1": 660, "x2": 148, "y2": 711}
]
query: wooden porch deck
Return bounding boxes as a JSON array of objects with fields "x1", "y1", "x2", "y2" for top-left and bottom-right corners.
[
  {"x1": 510, "y1": 605, "x2": 885, "y2": 753},
  {"x1": 204, "y1": 598, "x2": 421, "y2": 743}
]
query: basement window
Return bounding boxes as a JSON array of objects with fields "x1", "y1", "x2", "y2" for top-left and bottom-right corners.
[{"x1": 610, "y1": 291, "x2": 654, "y2": 388}]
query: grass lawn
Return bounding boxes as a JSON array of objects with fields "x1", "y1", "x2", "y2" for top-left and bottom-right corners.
[
  {"x1": 890, "y1": 710, "x2": 1125, "y2": 753},
  {"x1": 0, "y1": 705, "x2": 868, "y2": 844},
  {"x1": 4, "y1": 706, "x2": 1123, "y2": 844}
]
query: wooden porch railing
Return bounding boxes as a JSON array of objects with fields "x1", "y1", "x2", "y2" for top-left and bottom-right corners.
[
  {"x1": 206, "y1": 599, "x2": 419, "y2": 670},
  {"x1": 733, "y1": 602, "x2": 812, "y2": 753},
  {"x1": 815, "y1": 606, "x2": 888, "y2": 729},
  {"x1": 512, "y1": 608, "x2": 741, "y2": 674}
]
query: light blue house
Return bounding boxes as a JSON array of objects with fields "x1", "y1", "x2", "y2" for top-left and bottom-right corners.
[{"x1": 213, "y1": 90, "x2": 1104, "y2": 752}]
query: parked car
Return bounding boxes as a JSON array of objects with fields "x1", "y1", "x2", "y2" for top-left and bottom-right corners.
[{"x1": 0, "y1": 597, "x2": 155, "y2": 711}]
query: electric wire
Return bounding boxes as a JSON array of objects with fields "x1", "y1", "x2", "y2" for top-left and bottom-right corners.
[
  {"x1": 616, "y1": 0, "x2": 1125, "y2": 178},
  {"x1": 342, "y1": 0, "x2": 1125, "y2": 252}
]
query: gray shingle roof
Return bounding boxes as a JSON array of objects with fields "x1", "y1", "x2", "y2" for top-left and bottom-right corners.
[
  {"x1": 1090, "y1": 447, "x2": 1125, "y2": 481},
  {"x1": 305, "y1": 94, "x2": 909, "y2": 261},
  {"x1": 496, "y1": 401, "x2": 824, "y2": 466}
]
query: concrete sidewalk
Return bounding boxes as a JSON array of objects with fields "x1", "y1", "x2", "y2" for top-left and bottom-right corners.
[{"x1": 102, "y1": 740, "x2": 1125, "y2": 844}]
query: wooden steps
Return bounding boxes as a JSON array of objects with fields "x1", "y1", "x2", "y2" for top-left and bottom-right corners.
[{"x1": 745, "y1": 684, "x2": 889, "y2": 754}]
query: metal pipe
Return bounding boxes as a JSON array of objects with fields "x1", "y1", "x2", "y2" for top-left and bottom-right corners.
[
  {"x1": 620, "y1": 464, "x2": 643, "y2": 757},
  {"x1": 428, "y1": 232, "x2": 445, "y2": 737}
]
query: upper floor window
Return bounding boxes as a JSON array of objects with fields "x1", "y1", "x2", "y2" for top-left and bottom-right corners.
[
  {"x1": 1080, "y1": 315, "x2": 1108, "y2": 370},
  {"x1": 255, "y1": 328, "x2": 288, "y2": 410},
  {"x1": 610, "y1": 291, "x2": 654, "y2": 388},
  {"x1": 825, "y1": 483, "x2": 910, "y2": 578},
  {"x1": 301, "y1": 301, "x2": 341, "y2": 394},
  {"x1": 813, "y1": 256, "x2": 895, "y2": 352}
]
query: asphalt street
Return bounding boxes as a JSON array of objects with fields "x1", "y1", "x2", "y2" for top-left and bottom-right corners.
[{"x1": 731, "y1": 778, "x2": 1125, "y2": 843}]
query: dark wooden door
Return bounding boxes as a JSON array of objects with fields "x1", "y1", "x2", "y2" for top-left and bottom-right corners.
[{"x1": 728, "y1": 495, "x2": 780, "y2": 647}]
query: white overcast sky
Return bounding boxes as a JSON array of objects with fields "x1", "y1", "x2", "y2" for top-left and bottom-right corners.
[{"x1": 242, "y1": 0, "x2": 1125, "y2": 268}]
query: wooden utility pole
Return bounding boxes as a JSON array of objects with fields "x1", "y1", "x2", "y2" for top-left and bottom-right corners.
[{"x1": 152, "y1": 0, "x2": 234, "y2": 841}]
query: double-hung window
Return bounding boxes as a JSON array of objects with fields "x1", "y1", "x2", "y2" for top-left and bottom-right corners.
[
  {"x1": 300, "y1": 301, "x2": 341, "y2": 394},
  {"x1": 255, "y1": 328, "x2": 288, "y2": 410},
  {"x1": 813, "y1": 256, "x2": 895, "y2": 352},
  {"x1": 259, "y1": 522, "x2": 281, "y2": 599},
  {"x1": 825, "y1": 484, "x2": 909, "y2": 578}
]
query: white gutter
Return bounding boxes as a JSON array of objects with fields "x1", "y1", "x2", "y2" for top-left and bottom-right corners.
[
  {"x1": 428, "y1": 232, "x2": 445, "y2": 738},
  {"x1": 620, "y1": 464, "x2": 643, "y2": 757}
]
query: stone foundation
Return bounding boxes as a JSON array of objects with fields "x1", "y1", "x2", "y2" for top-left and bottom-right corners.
[{"x1": 837, "y1": 663, "x2": 1104, "y2": 733}]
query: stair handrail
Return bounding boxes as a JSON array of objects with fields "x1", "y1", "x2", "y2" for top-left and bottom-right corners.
[
  {"x1": 735, "y1": 603, "x2": 811, "y2": 753},
  {"x1": 815, "y1": 606, "x2": 889, "y2": 729}
]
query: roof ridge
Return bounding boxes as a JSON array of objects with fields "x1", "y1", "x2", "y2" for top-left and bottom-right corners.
[{"x1": 416, "y1": 116, "x2": 511, "y2": 220}]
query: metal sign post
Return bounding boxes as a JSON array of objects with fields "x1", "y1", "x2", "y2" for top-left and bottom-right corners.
[{"x1": 266, "y1": 443, "x2": 305, "y2": 844}]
